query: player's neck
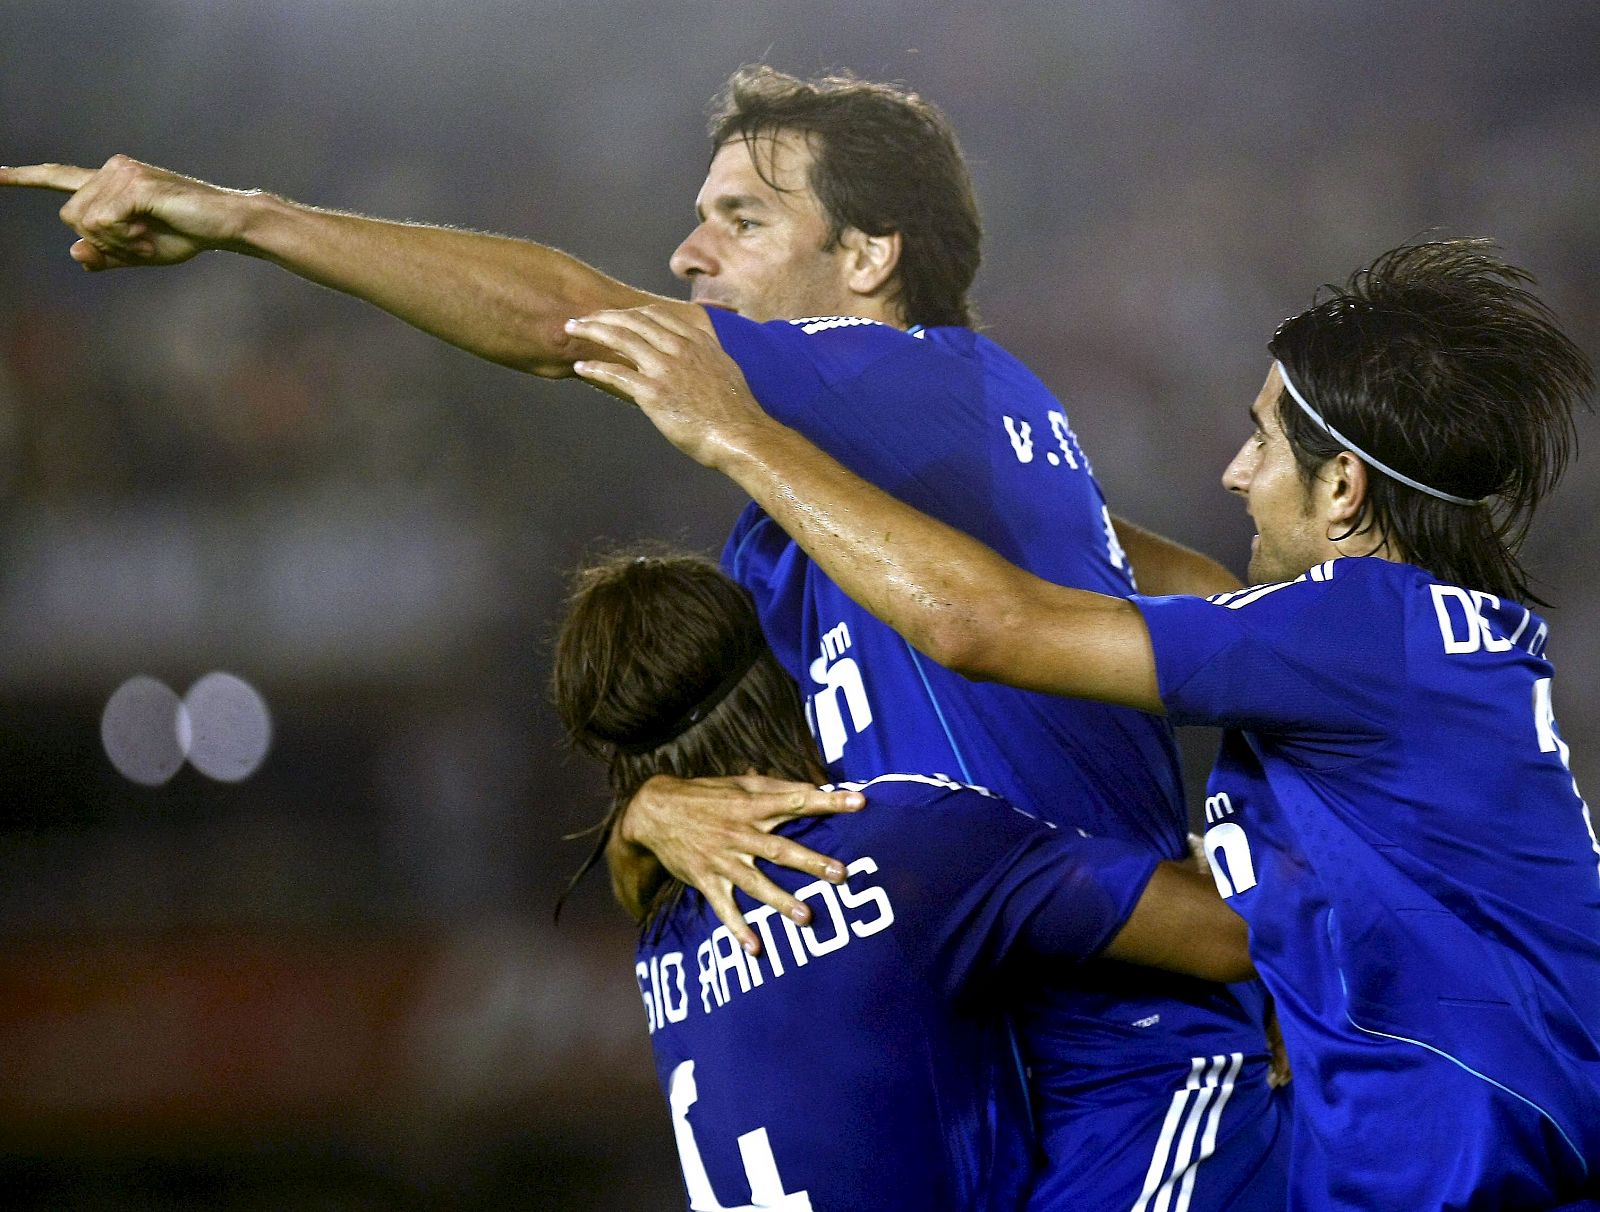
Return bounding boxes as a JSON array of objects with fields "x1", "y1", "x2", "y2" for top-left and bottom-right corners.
[{"x1": 1329, "y1": 530, "x2": 1408, "y2": 566}]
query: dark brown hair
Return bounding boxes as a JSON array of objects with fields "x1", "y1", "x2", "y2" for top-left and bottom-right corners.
[
  {"x1": 550, "y1": 550, "x2": 820, "y2": 919},
  {"x1": 1269, "y1": 238, "x2": 1591, "y2": 603},
  {"x1": 708, "y1": 64, "x2": 982, "y2": 329}
]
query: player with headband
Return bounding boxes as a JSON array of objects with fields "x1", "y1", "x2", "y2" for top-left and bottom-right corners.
[
  {"x1": 551, "y1": 550, "x2": 1264, "y2": 1211},
  {"x1": 567, "y1": 238, "x2": 1600, "y2": 1209},
  {"x1": 3, "y1": 66, "x2": 1288, "y2": 1205}
]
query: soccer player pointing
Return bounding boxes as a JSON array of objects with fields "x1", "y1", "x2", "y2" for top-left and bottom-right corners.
[
  {"x1": 6, "y1": 68, "x2": 1287, "y2": 1201},
  {"x1": 568, "y1": 240, "x2": 1600, "y2": 1209}
]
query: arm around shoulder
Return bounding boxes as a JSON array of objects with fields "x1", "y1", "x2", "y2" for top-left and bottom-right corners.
[{"x1": 1101, "y1": 861, "x2": 1253, "y2": 983}]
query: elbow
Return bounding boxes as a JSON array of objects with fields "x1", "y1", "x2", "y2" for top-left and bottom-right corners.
[
  {"x1": 514, "y1": 316, "x2": 583, "y2": 378},
  {"x1": 914, "y1": 603, "x2": 1014, "y2": 682}
]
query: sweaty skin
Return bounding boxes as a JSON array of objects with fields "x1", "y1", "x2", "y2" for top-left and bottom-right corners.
[
  {"x1": 1, "y1": 152, "x2": 1240, "y2": 950},
  {"x1": 566, "y1": 305, "x2": 1372, "y2": 711}
]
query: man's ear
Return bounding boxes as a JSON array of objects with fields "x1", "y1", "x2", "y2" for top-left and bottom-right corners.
[
  {"x1": 1323, "y1": 450, "x2": 1370, "y2": 527},
  {"x1": 839, "y1": 227, "x2": 902, "y2": 298}
]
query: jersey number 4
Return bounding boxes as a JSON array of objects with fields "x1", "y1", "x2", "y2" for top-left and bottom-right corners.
[{"x1": 668, "y1": 1060, "x2": 815, "y2": 1211}]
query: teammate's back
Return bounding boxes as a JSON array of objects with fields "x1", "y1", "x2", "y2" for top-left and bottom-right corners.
[{"x1": 638, "y1": 773, "x2": 1189, "y2": 1210}]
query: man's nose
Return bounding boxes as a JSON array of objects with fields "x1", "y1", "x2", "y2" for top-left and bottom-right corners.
[{"x1": 670, "y1": 224, "x2": 717, "y2": 281}]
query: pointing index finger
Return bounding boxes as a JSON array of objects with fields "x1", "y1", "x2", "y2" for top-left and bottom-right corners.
[{"x1": 0, "y1": 163, "x2": 95, "y2": 192}]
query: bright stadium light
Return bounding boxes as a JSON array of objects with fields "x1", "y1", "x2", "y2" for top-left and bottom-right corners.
[
  {"x1": 101, "y1": 675, "x2": 186, "y2": 787},
  {"x1": 182, "y1": 671, "x2": 273, "y2": 783}
]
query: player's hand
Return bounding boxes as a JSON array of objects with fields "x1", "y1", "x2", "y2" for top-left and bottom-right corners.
[
  {"x1": 1264, "y1": 996, "x2": 1293, "y2": 1088},
  {"x1": 564, "y1": 304, "x2": 773, "y2": 471},
  {"x1": 620, "y1": 772, "x2": 866, "y2": 954},
  {"x1": 0, "y1": 155, "x2": 256, "y2": 271}
]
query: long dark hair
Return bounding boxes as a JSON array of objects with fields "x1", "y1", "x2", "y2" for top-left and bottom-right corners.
[
  {"x1": 550, "y1": 550, "x2": 819, "y2": 920},
  {"x1": 1269, "y1": 238, "x2": 1591, "y2": 603},
  {"x1": 708, "y1": 64, "x2": 983, "y2": 329}
]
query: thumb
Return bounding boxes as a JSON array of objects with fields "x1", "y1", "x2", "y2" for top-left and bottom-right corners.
[{"x1": 69, "y1": 238, "x2": 112, "y2": 270}]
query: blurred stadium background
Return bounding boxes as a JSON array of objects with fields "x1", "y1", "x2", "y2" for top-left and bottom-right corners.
[{"x1": 2, "y1": 1, "x2": 1597, "y2": 1207}]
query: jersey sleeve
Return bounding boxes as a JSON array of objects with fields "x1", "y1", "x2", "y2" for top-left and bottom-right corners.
[
  {"x1": 1133, "y1": 560, "x2": 1400, "y2": 737},
  {"x1": 846, "y1": 783, "x2": 1160, "y2": 1000},
  {"x1": 707, "y1": 309, "x2": 996, "y2": 532}
]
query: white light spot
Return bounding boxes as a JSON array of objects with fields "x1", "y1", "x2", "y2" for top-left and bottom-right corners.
[
  {"x1": 101, "y1": 676, "x2": 185, "y2": 787},
  {"x1": 1047, "y1": 452, "x2": 1060, "y2": 466},
  {"x1": 175, "y1": 702, "x2": 194, "y2": 756},
  {"x1": 182, "y1": 672, "x2": 272, "y2": 783}
]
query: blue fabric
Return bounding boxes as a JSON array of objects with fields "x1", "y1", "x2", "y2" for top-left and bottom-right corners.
[
  {"x1": 637, "y1": 774, "x2": 1157, "y2": 1210},
  {"x1": 1138, "y1": 557, "x2": 1600, "y2": 1209},
  {"x1": 707, "y1": 309, "x2": 1286, "y2": 1209}
]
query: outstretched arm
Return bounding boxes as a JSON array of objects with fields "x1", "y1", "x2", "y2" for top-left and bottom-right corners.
[
  {"x1": 569, "y1": 306, "x2": 1166, "y2": 714},
  {"x1": 0, "y1": 157, "x2": 677, "y2": 377}
]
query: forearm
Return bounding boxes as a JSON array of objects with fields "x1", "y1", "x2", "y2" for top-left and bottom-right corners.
[
  {"x1": 604, "y1": 813, "x2": 669, "y2": 923},
  {"x1": 1112, "y1": 515, "x2": 1243, "y2": 597},
  {"x1": 1103, "y1": 862, "x2": 1254, "y2": 982},
  {"x1": 712, "y1": 419, "x2": 1162, "y2": 710},
  {"x1": 236, "y1": 193, "x2": 656, "y2": 376}
]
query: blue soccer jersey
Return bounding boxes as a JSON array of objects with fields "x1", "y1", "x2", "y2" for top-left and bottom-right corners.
[
  {"x1": 1137, "y1": 557, "x2": 1600, "y2": 1209},
  {"x1": 637, "y1": 773, "x2": 1159, "y2": 1211},
  {"x1": 708, "y1": 310, "x2": 1286, "y2": 1208},
  {"x1": 711, "y1": 310, "x2": 1185, "y2": 857}
]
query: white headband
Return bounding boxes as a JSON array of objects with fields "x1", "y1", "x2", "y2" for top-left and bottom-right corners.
[{"x1": 1274, "y1": 360, "x2": 1487, "y2": 506}]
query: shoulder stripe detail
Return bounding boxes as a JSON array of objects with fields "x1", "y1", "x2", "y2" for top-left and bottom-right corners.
[
  {"x1": 824, "y1": 772, "x2": 997, "y2": 798},
  {"x1": 1207, "y1": 559, "x2": 1343, "y2": 609},
  {"x1": 790, "y1": 315, "x2": 886, "y2": 335},
  {"x1": 1209, "y1": 579, "x2": 1294, "y2": 609}
]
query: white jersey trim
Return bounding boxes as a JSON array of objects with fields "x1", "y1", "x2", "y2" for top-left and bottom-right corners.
[
  {"x1": 789, "y1": 315, "x2": 887, "y2": 335},
  {"x1": 1207, "y1": 560, "x2": 1341, "y2": 610},
  {"x1": 824, "y1": 771, "x2": 997, "y2": 798},
  {"x1": 1130, "y1": 1053, "x2": 1245, "y2": 1212}
]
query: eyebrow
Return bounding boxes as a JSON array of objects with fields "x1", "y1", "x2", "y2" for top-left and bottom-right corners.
[{"x1": 695, "y1": 194, "x2": 771, "y2": 223}]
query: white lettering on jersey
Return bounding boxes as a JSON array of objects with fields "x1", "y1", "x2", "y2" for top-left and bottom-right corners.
[
  {"x1": 1001, "y1": 408, "x2": 1093, "y2": 472},
  {"x1": 1047, "y1": 410, "x2": 1081, "y2": 469},
  {"x1": 807, "y1": 623, "x2": 873, "y2": 762},
  {"x1": 1003, "y1": 415, "x2": 1035, "y2": 463},
  {"x1": 673, "y1": 857, "x2": 897, "y2": 1022},
  {"x1": 820, "y1": 621, "x2": 851, "y2": 663},
  {"x1": 1203, "y1": 792, "x2": 1235, "y2": 824},
  {"x1": 1533, "y1": 678, "x2": 1600, "y2": 875},
  {"x1": 668, "y1": 1061, "x2": 815, "y2": 1211},
  {"x1": 837, "y1": 857, "x2": 895, "y2": 937},
  {"x1": 1204, "y1": 811, "x2": 1259, "y2": 900},
  {"x1": 639, "y1": 952, "x2": 691, "y2": 1034},
  {"x1": 1430, "y1": 584, "x2": 1515, "y2": 654},
  {"x1": 1102, "y1": 505, "x2": 1131, "y2": 580}
]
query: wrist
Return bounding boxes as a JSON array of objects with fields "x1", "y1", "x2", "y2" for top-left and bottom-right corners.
[
  {"x1": 712, "y1": 415, "x2": 797, "y2": 484},
  {"x1": 233, "y1": 189, "x2": 314, "y2": 261},
  {"x1": 616, "y1": 779, "x2": 662, "y2": 850}
]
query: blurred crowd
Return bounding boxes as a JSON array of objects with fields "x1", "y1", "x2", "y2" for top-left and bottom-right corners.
[{"x1": 1, "y1": 1, "x2": 1596, "y2": 1206}]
